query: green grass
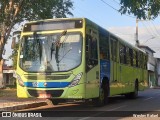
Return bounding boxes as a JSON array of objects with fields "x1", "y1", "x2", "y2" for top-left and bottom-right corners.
[
  {"x1": 6, "y1": 84, "x2": 16, "y2": 88},
  {"x1": 0, "y1": 88, "x2": 16, "y2": 97}
]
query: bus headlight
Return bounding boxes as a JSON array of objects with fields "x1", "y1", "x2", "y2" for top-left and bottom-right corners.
[
  {"x1": 69, "y1": 72, "x2": 83, "y2": 87},
  {"x1": 17, "y1": 74, "x2": 24, "y2": 87}
]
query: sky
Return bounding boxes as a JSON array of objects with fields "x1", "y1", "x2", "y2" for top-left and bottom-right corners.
[
  {"x1": 3, "y1": 0, "x2": 160, "y2": 65},
  {"x1": 70, "y1": 0, "x2": 160, "y2": 57}
]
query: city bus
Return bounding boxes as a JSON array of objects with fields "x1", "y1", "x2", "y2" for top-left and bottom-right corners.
[{"x1": 15, "y1": 18, "x2": 148, "y2": 106}]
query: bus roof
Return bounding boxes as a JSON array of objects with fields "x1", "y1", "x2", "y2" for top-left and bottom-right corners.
[
  {"x1": 85, "y1": 18, "x2": 146, "y2": 54},
  {"x1": 109, "y1": 31, "x2": 146, "y2": 53},
  {"x1": 24, "y1": 17, "x2": 146, "y2": 54},
  {"x1": 25, "y1": 18, "x2": 85, "y2": 24}
]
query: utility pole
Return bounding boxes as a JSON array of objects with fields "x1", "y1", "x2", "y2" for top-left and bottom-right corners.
[{"x1": 135, "y1": 19, "x2": 140, "y2": 46}]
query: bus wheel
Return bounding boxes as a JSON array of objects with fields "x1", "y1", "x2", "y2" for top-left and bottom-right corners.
[
  {"x1": 132, "y1": 81, "x2": 139, "y2": 98},
  {"x1": 92, "y1": 88, "x2": 105, "y2": 107},
  {"x1": 125, "y1": 81, "x2": 138, "y2": 99},
  {"x1": 92, "y1": 84, "x2": 109, "y2": 107},
  {"x1": 50, "y1": 99, "x2": 59, "y2": 105}
]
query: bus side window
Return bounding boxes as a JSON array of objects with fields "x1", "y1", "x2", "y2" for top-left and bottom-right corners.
[
  {"x1": 143, "y1": 53, "x2": 147, "y2": 69},
  {"x1": 136, "y1": 51, "x2": 139, "y2": 67},
  {"x1": 141, "y1": 53, "x2": 144, "y2": 68},
  {"x1": 86, "y1": 35, "x2": 89, "y2": 52},
  {"x1": 119, "y1": 43, "x2": 126, "y2": 64},
  {"x1": 143, "y1": 54, "x2": 145, "y2": 69},
  {"x1": 139, "y1": 52, "x2": 143, "y2": 68},
  {"x1": 144, "y1": 55, "x2": 148, "y2": 69},
  {"x1": 110, "y1": 38, "x2": 117, "y2": 62},
  {"x1": 86, "y1": 34, "x2": 98, "y2": 71},
  {"x1": 126, "y1": 47, "x2": 130, "y2": 65},
  {"x1": 86, "y1": 35, "x2": 90, "y2": 70},
  {"x1": 133, "y1": 50, "x2": 136, "y2": 67},
  {"x1": 99, "y1": 32, "x2": 109, "y2": 60},
  {"x1": 119, "y1": 44, "x2": 124, "y2": 64},
  {"x1": 129, "y1": 48, "x2": 133, "y2": 66}
]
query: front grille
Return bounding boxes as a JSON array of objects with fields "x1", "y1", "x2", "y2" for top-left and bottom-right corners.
[
  {"x1": 27, "y1": 89, "x2": 64, "y2": 97},
  {"x1": 24, "y1": 74, "x2": 70, "y2": 80}
]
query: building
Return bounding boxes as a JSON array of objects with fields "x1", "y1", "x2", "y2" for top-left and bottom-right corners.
[
  {"x1": 138, "y1": 45, "x2": 156, "y2": 88},
  {"x1": 155, "y1": 58, "x2": 160, "y2": 86},
  {"x1": 3, "y1": 64, "x2": 15, "y2": 87}
]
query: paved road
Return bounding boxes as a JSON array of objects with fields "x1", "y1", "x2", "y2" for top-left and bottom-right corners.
[{"x1": 1, "y1": 88, "x2": 160, "y2": 120}]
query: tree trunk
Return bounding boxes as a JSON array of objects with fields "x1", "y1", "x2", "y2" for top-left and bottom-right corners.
[
  {"x1": 0, "y1": 59, "x2": 4, "y2": 88},
  {"x1": 0, "y1": 0, "x2": 24, "y2": 88},
  {"x1": 0, "y1": 35, "x2": 5, "y2": 88}
]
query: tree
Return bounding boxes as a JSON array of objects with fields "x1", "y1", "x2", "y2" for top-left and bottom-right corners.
[
  {"x1": 0, "y1": 0, "x2": 73, "y2": 85},
  {"x1": 119, "y1": 0, "x2": 160, "y2": 19}
]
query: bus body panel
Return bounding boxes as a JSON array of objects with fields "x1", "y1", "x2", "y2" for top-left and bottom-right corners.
[
  {"x1": 16, "y1": 18, "x2": 148, "y2": 102},
  {"x1": 85, "y1": 19, "x2": 100, "y2": 99}
]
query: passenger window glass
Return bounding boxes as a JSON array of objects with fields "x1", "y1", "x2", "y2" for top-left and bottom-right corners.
[
  {"x1": 111, "y1": 38, "x2": 117, "y2": 62},
  {"x1": 99, "y1": 32, "x2": 109, "y2": 60},
  {"x1": 86, "y1": 31, "x2": 98, "y2": 71},
  {"x1": 119, "y1": 43, "x2": 126, "y2": 64}
]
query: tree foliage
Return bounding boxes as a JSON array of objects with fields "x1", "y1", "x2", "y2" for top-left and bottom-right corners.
[
  {"x1": 119, "y1": 0, "x2": 160, "y2": 19},
  {"x1": 9, "y1": 41, "x2": 18, "y2": 69},
  {"x1": 0, "y1": 0, "x2": 73, "y2": 63}
]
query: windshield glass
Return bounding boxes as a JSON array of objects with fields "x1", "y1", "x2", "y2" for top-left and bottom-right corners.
[{"x1": 19, "y1": 32, "x2": 82, "y2": 72}]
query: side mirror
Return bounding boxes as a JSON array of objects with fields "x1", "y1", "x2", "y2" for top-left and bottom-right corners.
[
  {"x1": 11, "y1": 37, "x2": 16, "y2": 49},
  {"x1": 2, "y1": 49, "x2": 6, "y2": 55},
  {"x1": 13, "y1": 30, "x2": 21, "y2": 36}
]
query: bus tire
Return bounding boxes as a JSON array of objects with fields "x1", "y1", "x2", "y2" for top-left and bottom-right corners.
[
  {"x1": 50, "y1": 99, "x2": 59, "y2": 105},
  {"x1": 125, "y1": 80, "x2": 138, "y2": 99},
  {"x1": 92, "y1": 78, "x2": 109, "y2": 107},
  {"x1": 92, "y1": 87, "x2": 105, "y2": 107}
]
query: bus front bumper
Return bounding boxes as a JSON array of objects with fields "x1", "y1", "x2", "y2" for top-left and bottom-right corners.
[{"x1": 17, "y1": 83, "x2": 85, "y2": 99}]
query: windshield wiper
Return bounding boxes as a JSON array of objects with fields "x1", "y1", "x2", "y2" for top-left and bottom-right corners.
[
  {"x1": 33, "y1": 32, "x2": 42, "y2": 64},
  {"x1": 38, "y1": 40, "x2": 42, "y2": 64},
  {"x1": 55, "y1": 30, "x2": 67, "y2": 46},
  {"x1": 58, "y1": 47, "x2": 72, "y2": 63},
  {"x1": 51, "y1": 30, "x2": 67, "y2": 71},
  {"x1": 51, "y1": 43, "x2": 55, "y2": 60},
  {"x1": 51, "y1": 30, "x2": 67, "y2": 60}
]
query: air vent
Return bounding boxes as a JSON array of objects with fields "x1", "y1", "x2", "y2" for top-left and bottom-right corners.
[{"x1": 24, "y1": 74, "x2": 70, "y2": 80}]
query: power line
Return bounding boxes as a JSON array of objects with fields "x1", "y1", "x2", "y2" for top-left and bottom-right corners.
[
  {"x1": 147, "y1": 21, "x2": 159, "y2": 36},
  {"x1": 141, "y1": 36, "x2": 155, "y2": 44},
  {"x1": 112, "y1": 0, "x2": 120, "y2": 5},
  {"x1": 151, "y1": 21, "x2": 160, "y2": 35},
  {"x1": 141, "y1": 20, "x2": 160, "y2": 38},
  {"x1": 74, "y1": 5, "x2": 110, "y2": 27},
  {"x1": 100, "y1": 0, "x2": 136, "y2": 18},
  {"x1": 136, "y1": 20, "x2": 159, "y2": 45},
  {"x1": 100, "y1": 0, "x2": 118, "y2": 11},
  {"x1": 115, "y1": 33, "x2": 134, "y2": 36},
  {"x1": 141, "y1": 21, "x2": 155, "y2": 37}
]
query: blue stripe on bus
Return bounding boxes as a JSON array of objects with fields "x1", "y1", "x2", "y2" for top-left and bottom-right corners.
[
  {"x1": 100, "y1": 60, "x2": 110, "y2": 82},
  {"x1": 24, "y1": 82, "x2": 70, "y2": 88}
]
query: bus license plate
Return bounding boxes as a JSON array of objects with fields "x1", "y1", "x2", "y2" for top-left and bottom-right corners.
[{"x1": 38, "y1": 94, "x2": 51, "y2": 98}]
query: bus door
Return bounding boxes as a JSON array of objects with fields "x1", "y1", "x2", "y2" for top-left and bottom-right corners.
[
  {"x1": 85, "y1": 27, "x2": 100, "y2": 99},
  {"x1": 110, "y1": 37, "x2": 121, "y2": 95}
]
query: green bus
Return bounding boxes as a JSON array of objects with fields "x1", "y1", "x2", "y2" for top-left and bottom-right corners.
[{"x1": 15, "y1": 18, "x2": 148, "y2": 106}]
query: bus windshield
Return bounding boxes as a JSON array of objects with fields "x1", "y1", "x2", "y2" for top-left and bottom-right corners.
[{"x1": 19, "y1": 32, "x2": 82, "y2": 72}]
